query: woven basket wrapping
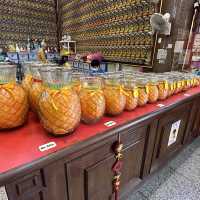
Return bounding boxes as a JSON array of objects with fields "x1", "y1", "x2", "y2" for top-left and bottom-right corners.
[
  {"x1": 158, "y1": 83, "x2": 168, "y2": 100},
  {"x1": 0, "y1": 84, "x2": 29, "y2": 129},
  {"x1": 138, "y1": 88, "x2": 148, "y2": 106},
  {"x1": 22, "y1": 75, "x2": 33, "y2": 93},
  {"x1": 79, "y1": 88, "x2": 105, "y2": 124},
  {"x1": 29, "y1": 82, "x2": 44, "y2": 112},
  {"x1": 103, "y1": 86, "x2": 126, "y2": 116},
  {"x1": 148, "y1": 85, "x2": 159, "y2": 103},
  {"x1": 39, "y1": 88, "x2": 81, "y2": 135},
  {"x1": 124, "y1": 89, "x2": 138, "y2": 111}
]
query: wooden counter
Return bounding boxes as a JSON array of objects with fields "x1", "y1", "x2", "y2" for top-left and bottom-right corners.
[{"x1": 1, "y1": 87, "x2": 200, "y2": 200}]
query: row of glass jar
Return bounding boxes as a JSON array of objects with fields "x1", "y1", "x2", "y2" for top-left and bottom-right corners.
[{"x1": 1, "y1": 62, "x2": 199, "y2": 136}]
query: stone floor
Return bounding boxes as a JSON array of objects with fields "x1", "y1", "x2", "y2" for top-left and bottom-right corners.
[
  {"x1": 127, "y1": 137, "x2": 200, "y2": 200},
  {"x1": 0, "y1": 138, "x2": 200, "y2": 200}
]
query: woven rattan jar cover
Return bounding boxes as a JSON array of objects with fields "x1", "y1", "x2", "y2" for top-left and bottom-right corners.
[
  {"x1": 79, "y1": 77, "x2": 105, "y2": 124},
  {"x1": 38, "y1": 67, "x2": 81, "y2": 135},
  {"x1": 0, "y1": 65, "x2": 28, "y2": 129}
]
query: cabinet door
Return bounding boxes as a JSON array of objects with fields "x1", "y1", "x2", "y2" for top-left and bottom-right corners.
[
  {"x1": 66, "y1": 124, "x2": 152, "y2": 200},
  {"x1": 6, "y1": 170, "x2": 47, "y2": 200},
  {"x1": 151, "y1": 103, "x2": 191, "y2": 172}
]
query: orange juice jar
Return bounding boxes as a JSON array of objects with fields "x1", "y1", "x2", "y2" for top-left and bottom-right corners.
[
  {"x1": 0, "y1": 65, "x2": 28, "y2": 129},
  {"x1": 72, "y1": 72, "x2": 85, "y2": 94},
  {"x1": 79, "y1": 77, "x2": 105, "y2": 124},
  {"x1": 39, "y1": 67, "x2": 81, "y2": 135}
]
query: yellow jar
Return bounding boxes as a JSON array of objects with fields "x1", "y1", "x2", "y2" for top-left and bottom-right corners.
[
  {"x1": 123, "y1": 80, "x2": 139, "y2": 111},
  {"x1": 167, "y1": 79, "x2": 175, "y2": 97},
  {"x1": 147, "y1": 79, "x2": 159, "y2": 103},
  {"x1": 136, "y1": 79, "x2": 149, "y2": 106},
  {"x1": 158, "y1": 80, "x2": 169, "y2": 100},
  {"x1": 79, "y1": 77, "x2": 105, "y2": 124},
  {"x1": 103, "y1": 74, "x2": 126, "y2": 116}
]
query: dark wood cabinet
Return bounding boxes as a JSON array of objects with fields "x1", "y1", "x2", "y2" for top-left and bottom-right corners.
[
  {"x1": 151, "y1": 103, "x2": 192, "y2": 172},
  {"x1": 67, "y1": 123, "x2": 154, "y2": 200}
]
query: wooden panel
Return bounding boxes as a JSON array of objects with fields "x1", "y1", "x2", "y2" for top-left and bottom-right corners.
[
  {"x1": 43, "y1": 160, "x2": 68, "y2": 200},
  {"x1": 151, "y1": 102, "x2": 192, "y2": 171},
  {"x1": 67, "y1": 124, "x2": 151, "y2": 200},
  {"x1": 5, "y1": 170, "x2": 46, "y2": 200}
]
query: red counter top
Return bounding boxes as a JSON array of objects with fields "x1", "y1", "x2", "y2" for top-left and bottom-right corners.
[{"x1": 0, "y1": 87, "x2": 200, "y2": 175}]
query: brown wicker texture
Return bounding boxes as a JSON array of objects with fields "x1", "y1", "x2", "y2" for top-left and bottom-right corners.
[
  {"x1": 29, "y1": 82, "x2": 44, "y2": 112},
  {"x1": 39, "y1": 88, "x2": 81, "y2": 135},
  {"x1": 79, "y1": 89, "x2": 105, "y2": 124},
  {"x1": 158, "y1": 83, "x2": 168, "y2": 100},
  {"x1": 22, "y1": 75, "x2": 33, "y2": 93},
  {"x1": 138, "y1": 88, "x2": 148, "y2": 106},
  {"x1": 103, "y1": 86, "x2": 126, "y2": 116},
  {"x1": 124, "y1": 89, "x2": 138, "y2": 111},
  {"x1": 148, "y1": 85, "x2": 159, "y2": 103},
  {"x1": 0, "y1": 84, "x2": 28, "y2": 129}
]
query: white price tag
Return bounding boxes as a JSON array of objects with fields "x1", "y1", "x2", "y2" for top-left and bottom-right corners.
[
  {"x1": 157, "y1": 104, "x2": 165, "y2": 107},
  {"x1": 184, "y1": 93, "x2": 191, "y2": 97},
  {"x1": 39, "y1": 142, "x2": 56, "y2": 152},
  {"x1": 104, "y1": 121, "x2": 116, "y2": 127}
]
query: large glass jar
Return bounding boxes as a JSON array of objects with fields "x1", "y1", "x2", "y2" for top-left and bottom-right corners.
[
  {"x1": 158, "y1": 79, "x2": 169, "y2": 100},
  {"x1": 103, "y1": 73, "x2": 126, "y2": 116},
  {"x1": 39, "y1": 67, "x2": 81, "y2": 135},
  {"x1": 0, "y1": 65, "x2": 28, "y2": 129},
  {"x1": 79, "y1": 77, "x2": 105, "y2": 124},
  {"x1": 123, "y1": 79, "x2": 138, "y2": 111},
  {"x1": 29, "y1": 64, "x2": 44, "y2": 112},
  {"x1": 147, "y1": 79, "x2": 159, "y2": 103},
  {"x1": 136, "y1": 79, "x2": 149, "y2": 106}
]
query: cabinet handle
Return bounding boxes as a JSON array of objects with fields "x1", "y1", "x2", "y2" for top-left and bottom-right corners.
[{"x1": 112, "y1": 134, "x2": 123, "y2": 200}]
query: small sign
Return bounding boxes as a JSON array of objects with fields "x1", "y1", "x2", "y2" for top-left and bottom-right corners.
[
  {"x1": 0, "y1": 187, "x2": 8, "y2": 199},
  {"x1": 157, "y1": 104, "x2": 165, "y2": 107},
  {"x1": 39, "y1": 142, "x2": 56, "y2": 152},
  {"x1": 168, "y1": 120, "x2": 181, "y2": 146},
  {"x1": 104, "y1": 121, "x2": 116, "y2": 127},
  {"x1": 184, "y1": 93, "x2": 191, "y2": 97}
]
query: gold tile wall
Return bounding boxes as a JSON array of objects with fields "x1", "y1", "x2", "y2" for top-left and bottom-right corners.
[
  {"x1": 0, "y1": 0, "x2": 58, "y2": 48},
  {"x1": 61, "y1": 0, "x2": 156, "y2": 65}
]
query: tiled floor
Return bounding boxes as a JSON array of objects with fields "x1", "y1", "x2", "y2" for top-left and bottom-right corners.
[
  {"x1": 128, "y1": 137, "x2": 200, "y2": 200},
  {"x1": 0, "y1": 138, "x2": 200, "y2": 200}
]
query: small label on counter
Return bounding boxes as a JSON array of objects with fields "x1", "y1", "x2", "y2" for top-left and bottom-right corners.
[
  {"x1": 157, "y1": 104, "x2": 165, "y2": 107},
  {"x1": 39, "y1": 142, "x2": 57, "y2": 152},
  {"x1": 168, "y1": 120, "x2": 181, "y2": 146},
  {"x1": 184, "y1": 93, "x2": 191, "y2": 97},
  {"x1": 104, "y1": 121, "x2": 116, "y2": 127}
]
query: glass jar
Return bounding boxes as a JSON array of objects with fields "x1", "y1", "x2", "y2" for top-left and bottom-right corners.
[
  {"x1": 147, "y1": 78, "x2": 159, "y2": 103},
  {"x1": 72, "y1": 72, "x2": 85, "y2": 94},
  {"x1": 123, "y1": 79, "x2": 138, "y2": 111},
  {"x1": 39, "y1": 67, "x2": 81, "y2": 135},
  {"x1": 21, "y1": 61, "x2": 34, "y2": 93},
  {"x1": 158, "y1": 79, "x2": 169, "y2": 100},
  {"x1": 174, "y1": 78, "x2": 183, "y2": 94},
  {"x1": 29, "y1": 64, "x2": 44, "y2": 112},
  {"x1": 136, "y1": 79, "x2": 149, "y2": 106},
  {"x1": 103, "y1": 73, "x2": 126, "y2": 116},
  {"x1": 79, "y1": 77, "x2": 105, "y2": 124},
  {"x1": 0, "y1": 65, "x2": 28, "y2": 129},
  {"x1": 167, "y1": 79, "x2": 175, "y2": 97}
]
